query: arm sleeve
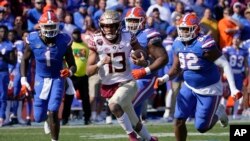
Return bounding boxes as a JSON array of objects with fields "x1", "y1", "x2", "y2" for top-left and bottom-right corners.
[{"x1": 214, "y1": 55, "x2": 239, "y2": 95}]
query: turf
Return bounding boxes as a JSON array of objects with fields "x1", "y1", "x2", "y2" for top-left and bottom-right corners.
[{"x1": 0, "y1": 121, "x2": 239, "y2": 141}]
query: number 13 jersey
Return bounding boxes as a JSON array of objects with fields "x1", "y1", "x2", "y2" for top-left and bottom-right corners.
[{"x1": 88, "y1": 30, "x2": 136, "y2": 85}]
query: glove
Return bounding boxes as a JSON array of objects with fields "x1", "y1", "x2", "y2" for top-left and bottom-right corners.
[
  {"x1": 131, "y1": 68, "x2": 147, "y2": 79},
  {"x1": 60, "y1": 68, "x2": 72, "y2": 78},
  {"x1": 21, "y1": 77, "x2": 31, "y2": 95},
  {"x1": 154, "y1": 74, "x2": 170, "y2": 89},
  {"x1": 154, "y1": 79, "x2": 159, "y2": 89},
  {"x1": 231, "y1": 91, "x2": 243, "y2": 101}
]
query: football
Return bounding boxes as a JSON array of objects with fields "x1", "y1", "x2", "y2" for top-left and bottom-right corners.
[{"x1": 132, "y1": 49, "x2": 148, "y2": 59}]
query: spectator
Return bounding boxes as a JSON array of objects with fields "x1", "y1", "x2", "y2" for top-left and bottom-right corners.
[
  {"x1": 170, "y1": 1, "x2": 184, "y2": 25},
  {"x1": 62, "y1": 13, "x2": 77, "y2": 36},
  {"x1": 191, "y1": 0, "x2": 207, "y2": 19},
  {"x1": 151, "y1": 8, "x2": 169, "y2": 39},
  {"x1": 93, "y1": 0, "x2": 106, "y2": 29},
  {"x1": 218, "y1": 7, "x2": 240, "y2": 49},
  {"x1": 241, "y1": 8, "x2": 250, "y2": 40},
  {"x1": 70, "y1": 29, "x2": 91, "y2": 125},
  {"x1": 200, "y1": 8, "x2": 219, "y2": 43},
  {"x1": 73, "y1": 2, "x2": 88, "y2": 32},
  {"x1": 13, "y1": 16, "x2": 25, "y2": 39},
  {"x1": 146, "y1": 0, "x2": 172, "y2": 23},
  {"x1": 213, "y1": 0, "x2": 228, "y2": 21},
  {"x1": 26, "y1": 0, "x2": 45, "y2": 32}
]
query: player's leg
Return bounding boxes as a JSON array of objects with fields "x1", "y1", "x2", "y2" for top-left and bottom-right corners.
[
  {"x1": 61, "y1": 94, "x2": 74, "y2": 125},
  {"x1": 47, "y1": 78, "x2": 64, "y2": 141},
  {"x1": 174, "y1": 84, "x2": 196, "y2": 141},
  {"x1": 79, "y1": 75, "x2": 91, "y2": 125},
  {"x1": 108, "y1": 80, "x2": 138, "y2": 140},
  {"x1": 194, "y1": 94, "x2": 222, "y2": 133},
  {"x1": 132, "y1": 77, "x2": 156, "y2": 117},
  {"x1": 114, "y1": 80, "x2": 157, "y2": 141},
  {"x1": 0, "y1": 72, "x2": 9, "y2": 126}
]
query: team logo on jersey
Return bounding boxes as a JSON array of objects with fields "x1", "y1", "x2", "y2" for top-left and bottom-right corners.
[
  {"x1": 97, "y1": 39, "x2": 103, "y2": 46},
  {"x1": 104, "y1": 48, "x2": 110, "y2": 52}
]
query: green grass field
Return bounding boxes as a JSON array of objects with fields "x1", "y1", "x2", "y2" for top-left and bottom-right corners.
[{"x1": 0, "y1": 121, "x2": 243, "y2": 141}]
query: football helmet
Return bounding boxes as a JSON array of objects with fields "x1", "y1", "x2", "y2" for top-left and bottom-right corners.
[
  {"x1": 99, "y1": 10, "x2": 121, "y2": 40},
  {"x1": 125, "y1": 7, "x2": 146, "y2": 34},
  {"x1": 176, "y1": 13, "x2": 200, "y2": 41},
  {"x1": 38, "y1": 11, "x2": 59, "y2": 38}
]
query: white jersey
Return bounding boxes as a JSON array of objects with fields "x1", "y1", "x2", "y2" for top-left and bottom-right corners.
[{"x1": 89, "y1": 31, "x2": 136, "y2": 85}]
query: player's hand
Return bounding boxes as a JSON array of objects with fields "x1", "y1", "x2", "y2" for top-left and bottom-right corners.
[
  {"x1": 154, "y1": 74, "x2": 170, "y2": 89},
  {"x1": 131, "y1": 52, "x2": 147, "y2": 67},
  {"x1": 20, "y1": 77, "x2": 31, "y2": 95},
  {"x1": 60, "y1": 68, "x2": 72, "y2": 78},
  {"x1": 231, "y1": 90, "x2": 243, "y2": 101},
  {"x1": 131, "y1": 68, "x2": 147, "y2": 79}
]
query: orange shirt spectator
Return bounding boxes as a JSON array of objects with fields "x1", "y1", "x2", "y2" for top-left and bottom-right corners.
[{"x1": 218, "y1": 8, "x2": 240, "y2": 49}]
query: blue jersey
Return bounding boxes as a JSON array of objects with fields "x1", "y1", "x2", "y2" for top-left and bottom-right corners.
[
  {"x1": 173, "y1": 35, "x2": 220, "y2": 88},
  {"x1": 0, "y1": 41, "x2": 13, "y2": 71},
  {"x1": 130, "y1": 28, "x2": 161, "y2": 79},
  {"x1": 222, "y1": 46, "x2": 248, "y2": 73},
  {"x1": 27, "y1": 32, "x2": 72, "y2": 78},
  {"x1": 240, "y1": 39, "x2": 250, "y2": 66},
  {"x1": 14, "y1": 40, "x2": 25, "y2": 70}
]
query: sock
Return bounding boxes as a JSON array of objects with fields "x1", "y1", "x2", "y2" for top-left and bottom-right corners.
[
  {"x1": 51, "y1": 139, "x2": 58, "y2": 141},
  {"x1": 117, "y1": 113, "x2": 134, "y2": 134},
  {"x1": 138, "y1": 124, "x2": 151, "y2": 140},
  {"x1": 17, "y1": 101, "x2": 24, "y2": 121}
]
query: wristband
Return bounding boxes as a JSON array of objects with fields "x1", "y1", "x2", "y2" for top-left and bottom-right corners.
[
  {"x1": 160, "y1": 74, "x2": 169, "y2": 83},
  {"x1": 96, "y1": 61, "x2": 104, "y2": 68},
  {"x1": 21, "y1": 77, "x2": 28, "y2": 85},
  {"x1": 145, "y1": 67, "x2": 151, "y2": 75}
]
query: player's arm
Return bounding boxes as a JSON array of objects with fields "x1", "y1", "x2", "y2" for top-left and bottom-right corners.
[
  {"x1": 87, "y1": 49, "x2": 99, "y2": 76},
  {"x1": 20, "y1": 43, "x2": 32, "y2": 91},
  {"x1": 157, "y1": 53, "x2": 181, "y2": 85},
  {"x1": 147, "y1": 36, "x2": 168, "y2": 72},
  {"x1": 62, "y1": 45, "x2": 77, "y2": 77},
  {"x1": 21, "y1": 43, "x2": 32, "y2": 77},
  {"x1": 204, "y1": 47, "x2": 241, "y2": 100},
  {"x1": 0, "y1": 48, "x2": 16, "y2": 64}
]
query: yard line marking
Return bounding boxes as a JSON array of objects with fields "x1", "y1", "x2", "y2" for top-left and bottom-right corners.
[{"x1": 80, "y1": 132, "x2": 229, "y2": 139}]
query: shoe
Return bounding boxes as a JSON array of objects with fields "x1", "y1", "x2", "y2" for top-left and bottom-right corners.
[
  {"x1": 26, "y1": 119, "x2": 31, "y2": 126},
  {"x1": 0, "y1": 118, "x2": 3, "y2": 127},
  {"x1": 150, "y1": 136, "x2": 158, "y2": 141},
  {"x1": 44, "y1": 121, "x2": 51, "y2": 134},
  {"x1": 84, "y1": 120, "x2": 91, "y2": 125},
  {"x1": 128, "y1": 131, "x2": 139, "y2": 141},
  {"x1": 106, "y1": 115, "x2": 113, "y2": 124},
  {"x1": 217, "y1": 104, "x2": 228, "y2": 127},
  {"x1": 62, "y1": 119, "x2": 68, "y2": 125},
  {"x1": 10, "y1": 117, "x2": 18, "y2": 125}
]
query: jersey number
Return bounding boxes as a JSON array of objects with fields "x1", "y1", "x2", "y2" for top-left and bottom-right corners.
[
  {"x1": 45, "y1": 48, "x2": 51, "y2": 67},
  {"x1": 179, "y1": 52, "x2": 200, "y2": 70},
  {"x1": 229, "y1": 55, "x2": 244, "y2": 68},
  {"x1": 107, "y1": 52, "x2": 126, "y2": 73}
]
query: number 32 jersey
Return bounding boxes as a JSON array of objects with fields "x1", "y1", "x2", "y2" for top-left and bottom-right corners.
[
  {"x1": 173, "y1": 35, "x2": 220, "y2": 89},
  {"x1": 88, "y1": 31, "x2": 136, "y2": 85}
]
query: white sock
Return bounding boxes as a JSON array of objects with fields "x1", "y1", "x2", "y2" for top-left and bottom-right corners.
[
  {"x1": 138, "y1": 124, "x2": 151, "y2": 140},
  {"x1": 117, "y1": 113, "x2": 134, "y2": 134},
  {"x1": 5, "y1": 101, "x2": 11, "y2": 122},
  {"x1": 51, "y1": 139, "x2": 58, "y2": 141},
  {"x1": 17, "y1": 101, "x2": 24, "y2": 121}
]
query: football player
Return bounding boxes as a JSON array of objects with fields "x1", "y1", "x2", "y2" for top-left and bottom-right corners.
[
  {"x1": 125, "y1": 7, "x2": 168, "y2": 120},
  {"x1": 156, "y1": 13, "x2": 242, "y2": 141},
  {"x1": 87, "y1": 10, "x2": 157, "y2": 141},
  {"x1": 222, "y1": 33, "x2": 248, "y2": 119},
  {"x1": 0, "y1": 25, "x2": 15, "y2": 127},
  {"x1": 21, "y1": 11, "x2": 76, "y2": 141}
]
